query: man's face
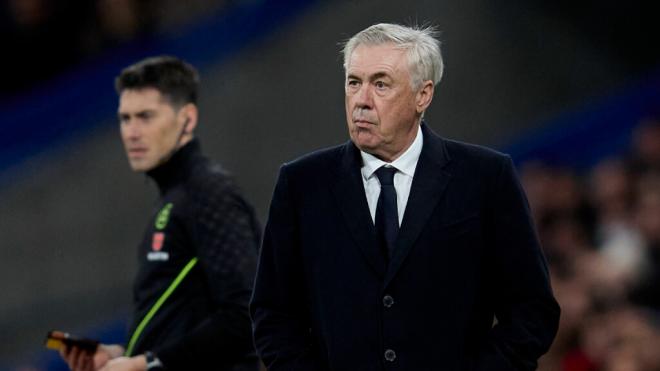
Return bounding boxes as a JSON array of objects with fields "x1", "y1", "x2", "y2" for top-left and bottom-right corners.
[
  {"x1": 345, "y1": 43, "x2": 427, "y2": 162},
  {"x1": 118, "y1": 88, "x2": 184, "y2": 172}
]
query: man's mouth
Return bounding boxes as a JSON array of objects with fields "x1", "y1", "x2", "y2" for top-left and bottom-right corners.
[
  {"x1": 128, "y1": 148, "x2": 147, "y2": 156},
  {"x1": 353, "y1": 119, "x2": 375, "y2": 128}
]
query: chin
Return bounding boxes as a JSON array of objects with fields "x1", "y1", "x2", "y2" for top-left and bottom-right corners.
[
  {"x1": 351, "y1": 133, "x2": 379, "y2": 151},
  {"x1": 128, "y1": 160, "x2": 151, "y2": 172}
]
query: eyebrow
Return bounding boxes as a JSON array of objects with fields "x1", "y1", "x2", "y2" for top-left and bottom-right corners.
[
  {"x1": 346, "y1": 71, "x2": 392, "y2": 81},
  {"x1": 117, "y1": 109, "x2": 155, "y2": 119},
  {"x1": 370, "y1": 72, "x2": 391, "y2": 81}
]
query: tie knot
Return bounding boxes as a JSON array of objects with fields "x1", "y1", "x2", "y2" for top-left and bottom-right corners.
[{"x1": 375, "y1": 166, "x2": 397, "y2": 186}]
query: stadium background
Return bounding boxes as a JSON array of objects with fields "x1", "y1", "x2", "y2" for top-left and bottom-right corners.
[{"x1": 1, "y1": 0, "x2": 658, "y2": 370}]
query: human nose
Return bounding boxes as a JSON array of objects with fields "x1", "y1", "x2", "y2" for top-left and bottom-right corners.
[
  {"x1": 121, "y1": 119, "x2": 141, "y2": 140},
  {"x1": 353, "y1": 83, "x2": 373, "y2": 108}
]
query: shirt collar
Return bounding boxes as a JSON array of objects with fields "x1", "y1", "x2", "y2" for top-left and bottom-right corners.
[{"x1": 360, "y1": 125, "x2": 423, "y2": 180}]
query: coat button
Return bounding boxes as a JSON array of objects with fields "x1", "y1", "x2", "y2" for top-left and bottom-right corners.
[
  {"x1": 384, "y1": 349, "x2": 396, "y2": 362},
  {"x1": 383, "y1": 295, "x2": 394, "y2": 308}
]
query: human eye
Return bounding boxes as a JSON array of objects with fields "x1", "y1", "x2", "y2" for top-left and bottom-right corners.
[
  {"x1": 118, "y1": 114, "x2": 130, "y2": 124},
  {"x1": 347, "y1": 78, "x2": 360, "y2": 87},
  {"x1": 374, "y1": 80, "x2": 388, "y2": 90},
  {"x1": 136, "y1": 111, "x2": 154, "y2": 122}
]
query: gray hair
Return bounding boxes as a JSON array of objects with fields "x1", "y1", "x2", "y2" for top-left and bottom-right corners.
[{"x1": 342, "y1": 23, "x2": 444, "y2": 91}]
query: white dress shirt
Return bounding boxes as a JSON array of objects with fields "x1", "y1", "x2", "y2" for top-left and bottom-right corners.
[{"x1": 360, "y1": 125, "x2": 423, "y2": 225}]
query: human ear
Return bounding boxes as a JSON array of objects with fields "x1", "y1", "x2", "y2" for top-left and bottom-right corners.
[
  {"x1": 178, "y1": 104, "x2": 198, "y2": 134},
  {"x1": 415, "y1": 81, "x2": 434, "y2": 114}
]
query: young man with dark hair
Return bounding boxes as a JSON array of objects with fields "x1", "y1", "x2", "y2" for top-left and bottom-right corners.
[{"x1": 61, "y1": 56, "x2": 261, "y2": 371}]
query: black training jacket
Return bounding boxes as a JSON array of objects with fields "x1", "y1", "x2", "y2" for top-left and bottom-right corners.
[{"x1": 128, "y1": 139, "x2": 260, "y2": 370}]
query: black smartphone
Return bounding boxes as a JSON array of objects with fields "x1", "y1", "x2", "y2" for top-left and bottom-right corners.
[{"x1": 45, "y1": 330, "x2": 99, "y2": 353}]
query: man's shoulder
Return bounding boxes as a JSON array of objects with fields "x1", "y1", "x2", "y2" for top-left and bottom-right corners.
[
  {"x1": 280, "y1": 142, "x2": 349, "y2": 176},
  {"x1": 182, "y1": 160, "x2": 255, "y2": 215},
  {"x1": 187, "y1": 159, "x2": 235, "y2": 193},
  {"x1": 442, "y1": 137, "x2": 509, "y2": 165},
  {"x1": 430, "y1": 136, "x2": 513, "y2": 181}
]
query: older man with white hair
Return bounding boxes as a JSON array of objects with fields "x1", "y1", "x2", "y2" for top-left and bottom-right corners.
[{"x1": 250, "y1": 23, "x2": 559, "y2": 370}]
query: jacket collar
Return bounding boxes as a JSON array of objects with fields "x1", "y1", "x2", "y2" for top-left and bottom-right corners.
[{"x1": 146, "y1": 139, "x2": 204, "y2": 195}]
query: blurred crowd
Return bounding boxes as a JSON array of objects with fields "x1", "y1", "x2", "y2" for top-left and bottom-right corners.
[
  {"x1": 530, "y1": 118, "x2": 660, "y2": 371},
  {"x1": 0, "y1": 0, "x2": 228, "y2": 98}
]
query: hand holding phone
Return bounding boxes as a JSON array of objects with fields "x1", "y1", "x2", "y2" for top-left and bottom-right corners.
[{"x1": 45, "y1": 330, "x2": 99, "y2": 353}]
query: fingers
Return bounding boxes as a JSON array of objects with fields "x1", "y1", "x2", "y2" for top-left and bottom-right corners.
[
  {"x1": 62, "y1": 345, "x2": 95, "y2": 371},
  {"x1": 93, "y1": 345, "x2": 114, "y2": 370},
  {"x1": 73, "y1": 347, "x2": 89, "y2": 371},
  {"x1": 60, "y1": 343, "x2": 123, "y2": 371},
  {"x1": 59, "y1": 343, "x2": 70, "y2": 360},
  {"x1": 71, "y1": 346, "x2": 83, "y2": 370},
  {"x1": 63, "y1": 344, "x2": 78, "y2": 369}
]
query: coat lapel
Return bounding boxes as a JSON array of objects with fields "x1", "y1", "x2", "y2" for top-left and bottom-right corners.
[
  {"x1": 331, "y1": 141, "x2": 387, "y2": 279},
  {"x1": 384, "y1": 124, "x2": 452, "y2": 288}
]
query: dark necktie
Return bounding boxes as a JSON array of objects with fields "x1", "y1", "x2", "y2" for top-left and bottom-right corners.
[{"x1": 375, "y1": 166, "x2": 399, "y2": 258}]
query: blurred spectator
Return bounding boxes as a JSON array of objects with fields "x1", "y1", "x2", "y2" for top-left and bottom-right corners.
[
  {"x1": 521, "y1": 161, "x2": 556, "y2": 222},
  {"x1": 521, "y1": 164, "x2": 596, "y2": 269},
  {"x1": 589, "y1": 159, "x2": 634, "y2": 227},
  {"x1": 629, "y1": 118, "x2": 660, "y2": 176},
  {"x1": 628, "y1": 173, "x2": 660, "y2": 311},
  {"x1": 589, "y1": 159, "x2": 645, "y2": 285}
]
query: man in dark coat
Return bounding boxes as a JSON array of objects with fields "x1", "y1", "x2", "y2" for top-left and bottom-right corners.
[{"x1": 250, "y1": 23, "x2": 560, "y2": 370}]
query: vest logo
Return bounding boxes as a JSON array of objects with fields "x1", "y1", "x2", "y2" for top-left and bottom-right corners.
[
  {"x1": 148, "y1": 232, "x2": 169, "y2": 261},
  {"x1": 152, "y1": 232, "x2": 165, "y2": 251},
  {"x1": 155, "y1": 203, "x2": 174, "y2": 230},
  {"x1": 148, "y1": 251, "x2": 170, "y2": 261}
]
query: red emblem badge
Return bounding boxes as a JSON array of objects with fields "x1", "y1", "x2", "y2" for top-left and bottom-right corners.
[{"x1": 152, "y1": 232, "x2": 165, "y2": 251}]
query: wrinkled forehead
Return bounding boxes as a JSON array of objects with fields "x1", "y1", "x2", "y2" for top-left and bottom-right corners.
[{"x1": 346, "y1": 43, "x2": 410, "y2": 73}]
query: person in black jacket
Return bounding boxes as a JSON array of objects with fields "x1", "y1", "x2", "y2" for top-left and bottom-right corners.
[
  {"x1": 61, "y1": 56, "x2": 260, "y2": 371},
  {"x1": 250, "y1": 23, "x2": 559, "y2": 370}
]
